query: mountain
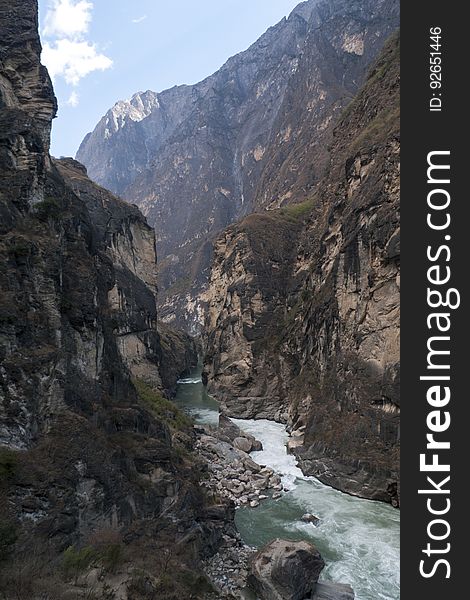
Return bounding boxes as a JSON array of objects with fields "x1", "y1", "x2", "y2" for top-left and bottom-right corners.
[
  {"x1": 0, "y1": 2, "x2": 232, "y2": 597},
  {"x1": 77, "y1": 0, "x2": 400, "y2": 332},
  {"x1": 203, "y1": 32, "x2": 400, "y2": 504}
]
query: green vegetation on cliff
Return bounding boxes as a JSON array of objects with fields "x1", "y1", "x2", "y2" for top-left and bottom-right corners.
[{"x1": 134, "y1": 379, "x2": 193, "y2": 432}]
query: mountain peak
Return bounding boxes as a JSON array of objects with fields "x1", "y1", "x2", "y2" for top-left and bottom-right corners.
[
  {"x1": 105, "y1": 90, "x2": 159, "y2": 137},
  {"x1": 289, "y1": 0, "x2": 319, "y2": 22}
]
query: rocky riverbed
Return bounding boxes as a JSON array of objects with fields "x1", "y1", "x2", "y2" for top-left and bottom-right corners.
[
  {"x1": 194, "y1": 415, "x2": 287, "y2": 597},
  {"x1": 196, "y1": 415, "x2": 284, "y2": 509}
]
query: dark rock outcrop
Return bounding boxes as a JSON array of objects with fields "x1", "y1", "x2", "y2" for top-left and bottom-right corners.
[
  {"x1": 0, "y1": 2, "x2": 227, "y2": 597},
  {"x1": 204, "y1": 33, "x2": 400, "y2": 504},
  {"x1": 248, "y1": 539, "x2": 325, "y2": 600},
  {"x1": 77, "y1": 0, "x2": 399, "y2": 332},
  {"x1": 157, "y1": 322, "x2": 198, "y2": 395},
  {"x1": 248, "y1": 539, "x2": 354, "y2": 599}
]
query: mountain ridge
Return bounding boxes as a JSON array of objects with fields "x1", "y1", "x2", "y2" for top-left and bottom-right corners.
[{"x1": 77, "y1": 0, "x2": 399, "y2": 332}]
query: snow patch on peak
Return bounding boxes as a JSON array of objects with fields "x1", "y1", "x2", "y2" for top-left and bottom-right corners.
[
  {"x1": 129, "y1": 90, "x2": 160, "y2": 115},
  {"x1": 106, "y1": 91, "x2": 159, "y2": 135}
]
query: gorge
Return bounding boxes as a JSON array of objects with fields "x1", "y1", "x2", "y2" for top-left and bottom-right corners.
[
  {"x1": 78, "y1": 0, "x2": 400, "y2": 507},
  {"x1": 1, "y1": 0, "x2": 400, "y2": 599}
]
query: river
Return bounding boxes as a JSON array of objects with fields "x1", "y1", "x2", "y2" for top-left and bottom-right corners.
[{"x1": 175, "y1": 371, "x2": 400, "y2": 600}]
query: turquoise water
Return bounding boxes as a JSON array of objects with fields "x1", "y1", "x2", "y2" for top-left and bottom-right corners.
[
  {"x1": 174, "y1": 375, "x2": 220, "y2": 425},
  {"x1": 175, "y1": 372, "x2": 400, "y2": 600}
]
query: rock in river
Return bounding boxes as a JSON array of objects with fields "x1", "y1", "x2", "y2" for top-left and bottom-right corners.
[
  {"x1": 301, "y1": 513, "x2": 320, "y2": 525},
  {"x1": 248, "y1": 538, "x2": 325, "y2": 600},
  {"x1": 234, "y1": 436, "x2": 253, "y2": 453}
]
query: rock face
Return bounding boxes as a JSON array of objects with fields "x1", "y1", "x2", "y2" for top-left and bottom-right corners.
[
  {"x1": 203, "y1": 211, "x2": 304, "y2": 421},
  {"x1": 204, "y1": 33, "x2": 400, "y2": 504},
  {"x1": 77, "y1": 0, "x2": 399, "y2": 331},
  {"x1": 157, "y1": 321, "x2": 198, "y2": 395},
  {"x1": 0, "y1": 0, "x2": 57, "y2": 210},
  {"x1": 77, "y1": 90, "x2": 161, "y2": 195},
  {"x1": 249, "y1": 539, "x2": 325, "y2": 600},
  {"x1": 0, "y1": 151, "x2": 193, "y2": 449},
  {"x1": 0, "y1": 3, "x2": 225, "y2": 598},
  {"x1": 53, "y1": 157, "x2": 167, "y2": 392}
]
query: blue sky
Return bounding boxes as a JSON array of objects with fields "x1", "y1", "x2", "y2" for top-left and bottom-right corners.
[{"x1": 38, "y1": 0, "x2": 302, "y2": 158}]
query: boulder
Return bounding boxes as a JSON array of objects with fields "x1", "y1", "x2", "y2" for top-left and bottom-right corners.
[
  {"x1": 218, "y1": 415, "x2": 263, "y2": 451},
  {"x1": 301, "y1": 513, "x2": 320, "y2": 525},
  {"x1": 234, "y1": 436, "x2": 253, "y2": 453},
  {"x1": 287, "y1": 437, "x2": 304, "y2": 452},
  {"x1": 249, "y1": 539, "x2": 325, "y2": 600},
  {"x1": 243, "y1": 457, "x2": 262, "y2": 473},
  {"x1": 219, "y1": 414, "x2": 243, "y2": 440},
  {"x1": 253, "y1": 478, "x2": 269, "y2": 490}
]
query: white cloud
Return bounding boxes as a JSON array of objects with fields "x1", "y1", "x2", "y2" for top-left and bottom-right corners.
[
  {"x1": 43, "y1": 0, "x2": 93, "y2": 38},
  {"x1": 132, "y1": 15, "x2": 147, "y2": 24},
  {"x1": 41, "y1": 0, "x2": 112, "y2": 87},
  {"x1": 43, "y1": 39, "x2": 113, "y2": 86},
  {"x1": 66, "y1": 90, "x2": 80, "y2": 107}
]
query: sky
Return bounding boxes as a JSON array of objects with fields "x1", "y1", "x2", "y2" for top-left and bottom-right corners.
[{"x1": 38, "y1": 0, "x2": 302, "y2": 158}]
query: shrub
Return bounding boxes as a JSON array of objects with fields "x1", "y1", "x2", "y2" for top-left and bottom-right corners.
[
  {"x1": 60, "y1": 297, "x2": 74, "y2": 314},
  {"x1": 178, "y1": 570, "x2": 215, "y2": 595},
  {"x1": 101, "y1": 543, "x2": 123, "y2": 573},
  {"x1": 349, "y1": 106, "x2": 399, "y2": 154},
  {"x1": 101, "y1": 583, "x2": 117, "y2": 599},
  {"x1": 127, "y1": 567, "x2": 214, "y2": 600},
  {"x1": 0, "y1": 312, "x2": 15, "y2": 325},
  {"x1": 33, "y1": 196, "x2": 63, "y2": 221},
  {"x1": 278, "y1": 198, "x2": 315, "y2": 220},
  {"x1": 126, "y1": 570, "x2": 157, "y2": 599},
  {"x1": 0, "y1": 546, "x2": 101, "y2": 599},
  {"x1": 61, "y1": 546, "x2": 97, "y2": 583}
]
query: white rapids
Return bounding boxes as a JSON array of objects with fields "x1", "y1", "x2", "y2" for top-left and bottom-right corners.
[
  {"x1": 176, "y1": 376, "x2": 203, "y2": 384},
  {"x1": 232, "y1": 419, "x2": 400, "y2": 600}
]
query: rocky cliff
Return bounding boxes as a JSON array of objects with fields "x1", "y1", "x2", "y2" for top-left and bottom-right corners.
[
  {"x1": 0, "y1": 2, "x2": 229, "y2": 598},
  {"x1": 77, "y1": 0, "x2": 399, "y2": 331},
  {"x1": 204, "y1": 32, "x2": 400, "y2": 505}
]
